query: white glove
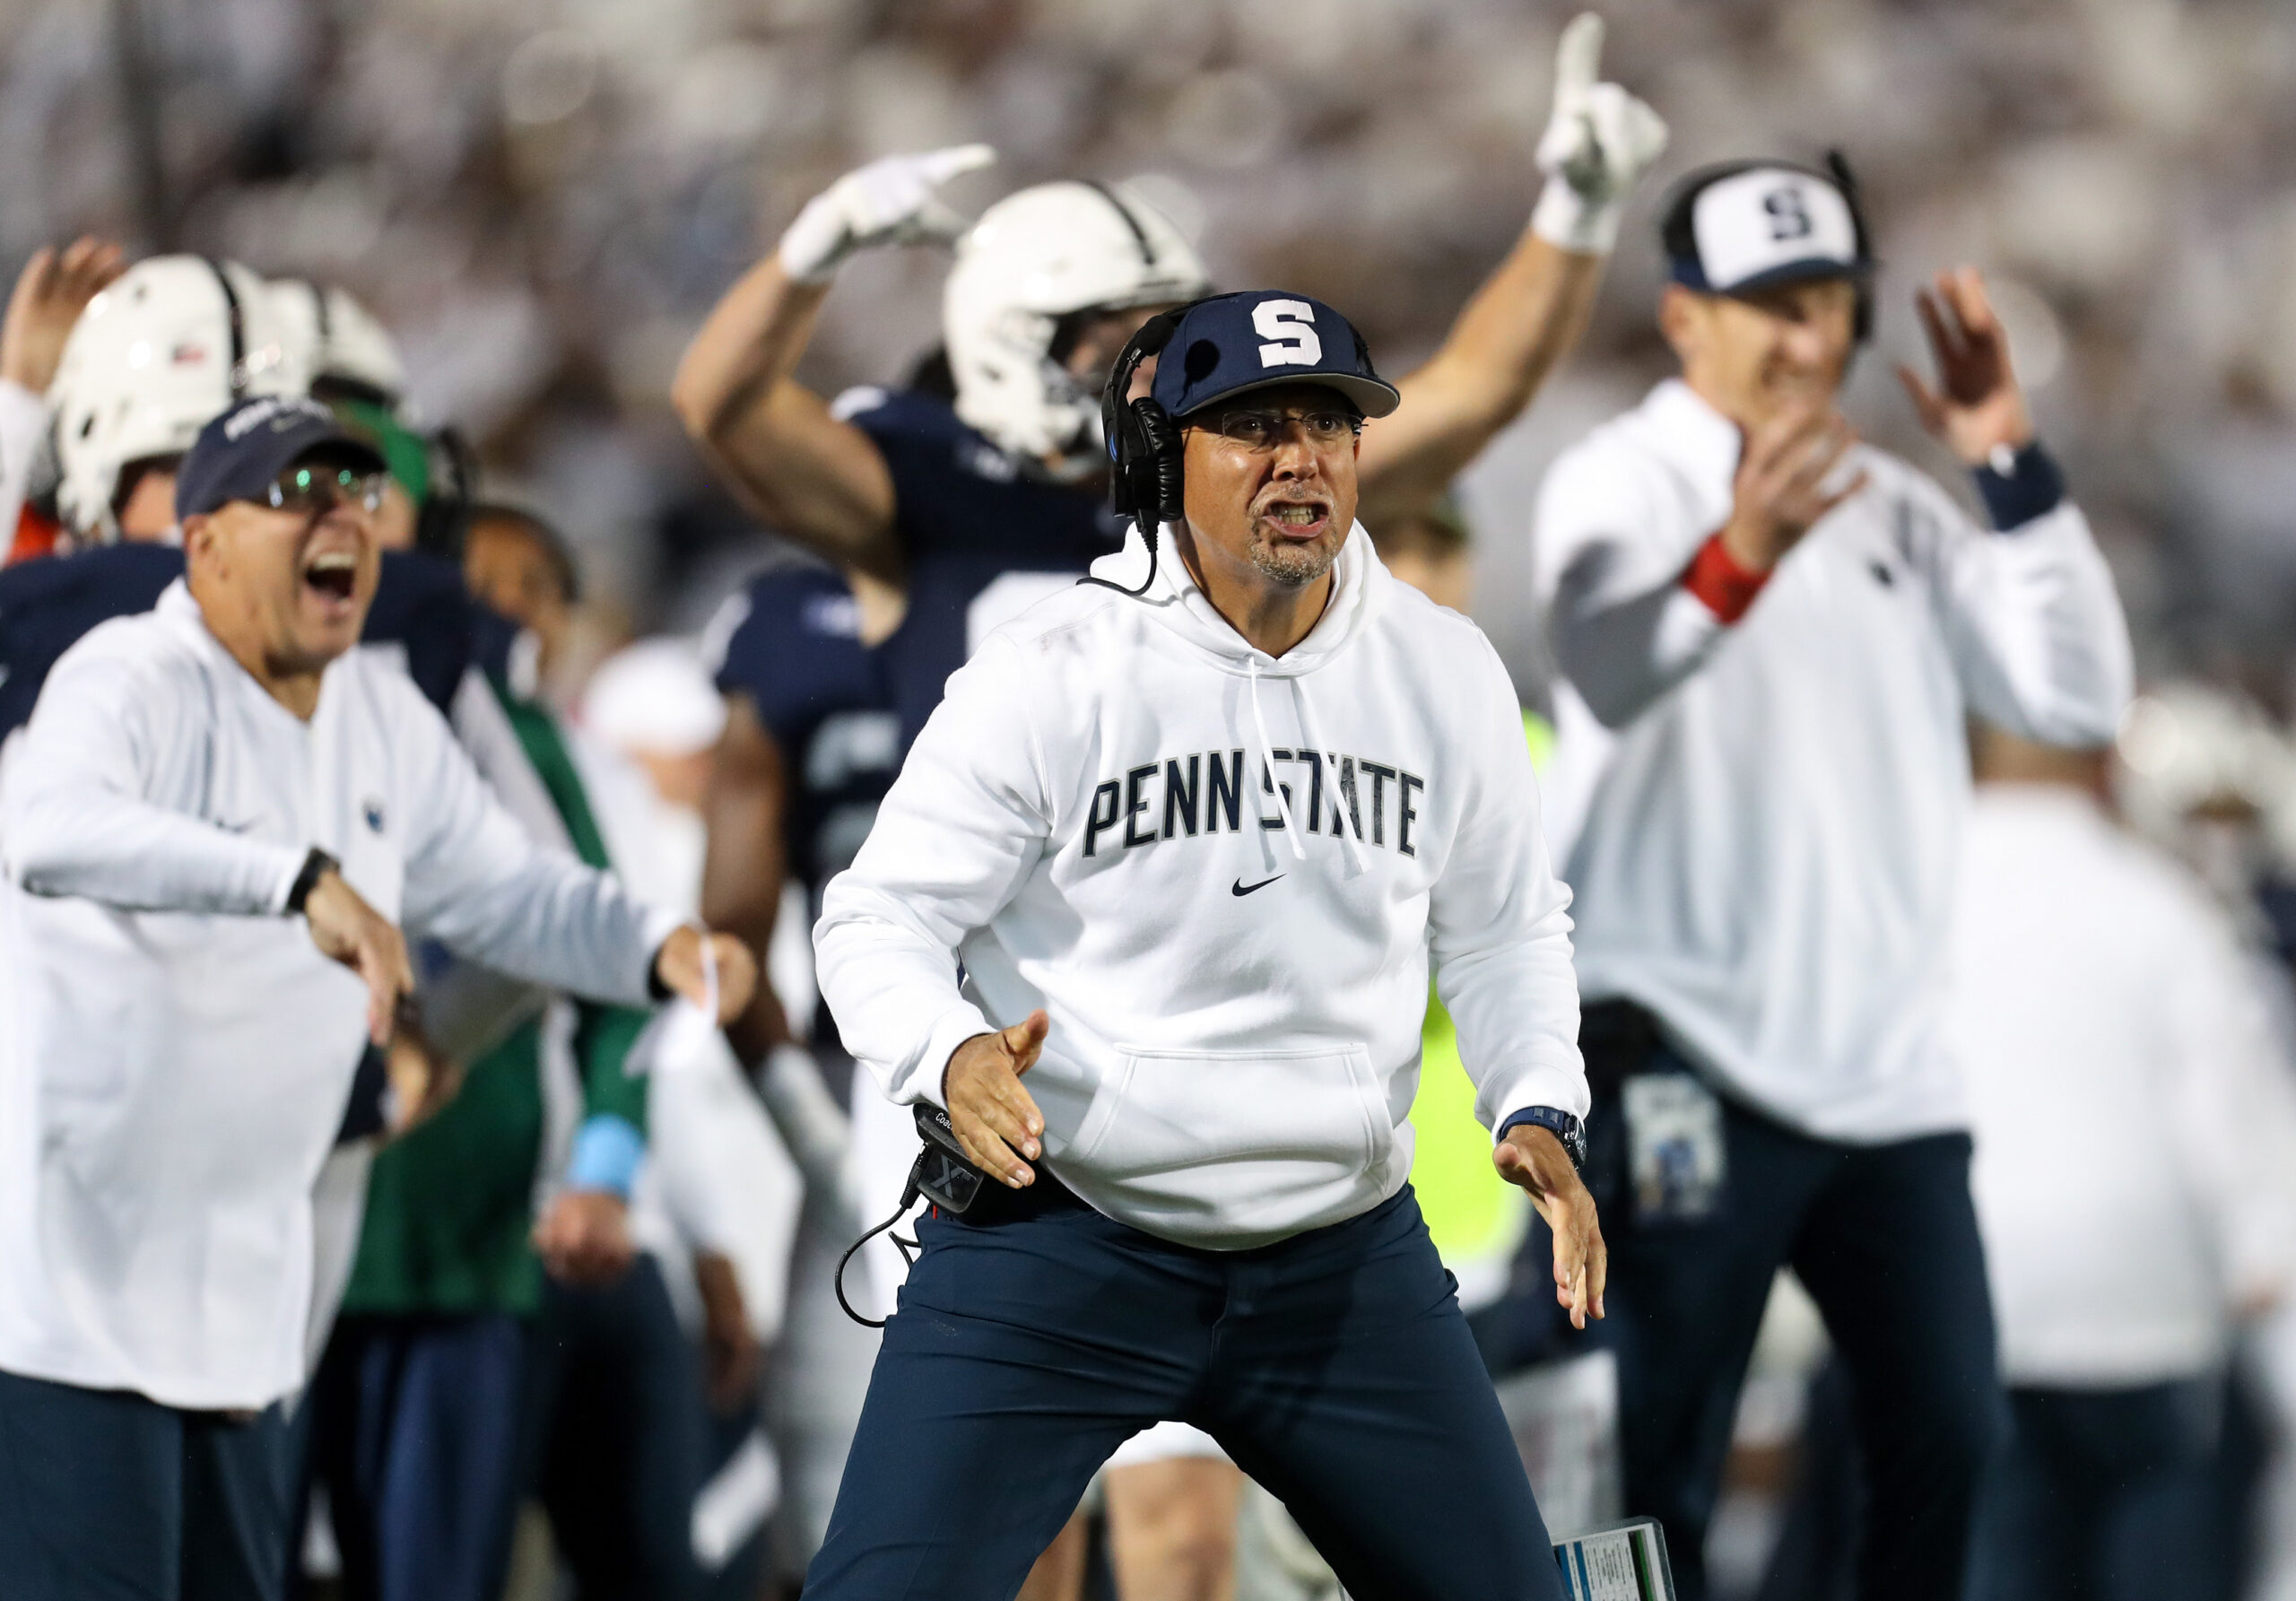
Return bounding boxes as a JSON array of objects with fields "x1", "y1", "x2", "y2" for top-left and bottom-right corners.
[
  {"x1": 777, "y1": 144, "x2": 997, "y2": 285},
  {"x1": 1530, "y1": 14, "x2": 1669, "y2": 255}
]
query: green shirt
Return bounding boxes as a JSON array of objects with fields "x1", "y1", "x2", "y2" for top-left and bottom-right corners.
[{"x1": 341, "y1": 681, "x2": 652, "y2": 1318}]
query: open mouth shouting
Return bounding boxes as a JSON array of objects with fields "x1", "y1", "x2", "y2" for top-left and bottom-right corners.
[{"x1": 300, "y1": 543, "x2": 365, "y2": 616}]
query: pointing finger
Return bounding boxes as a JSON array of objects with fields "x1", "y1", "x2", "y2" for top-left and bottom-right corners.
[
  {"x1": 918, "y1": 143, "x2": 997, "y2": 187},
  {"x1": 1552, "y1": 13, "x2": 1605, "y2": 105}
]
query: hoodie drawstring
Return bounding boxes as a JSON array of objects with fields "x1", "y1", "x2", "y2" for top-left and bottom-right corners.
[
  {"x1": 1290, "y1": 674, "x2": 1369, "y2": 873},
  {"x1": 1247, "y1": 658, "x2": 1309, "y2": 863}
]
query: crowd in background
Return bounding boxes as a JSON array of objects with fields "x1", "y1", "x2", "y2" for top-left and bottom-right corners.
[
  {"x1": 11, "y1": 1, "x2": 2296, "y2": 1597},
  {"x1": 7, "y1": 0, "x2": 2296, "y2": 690}
]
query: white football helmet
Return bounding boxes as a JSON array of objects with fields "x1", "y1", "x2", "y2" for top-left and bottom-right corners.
[
  {"x1": 269, "y1": 278, "x2": 408, "y2": 409},
  {"x1": 49, "y1": 256, "x2": 308, "y2": 540},
  {"x1": 943, "y1": 180, "x2": 1209, "y2": 465}
]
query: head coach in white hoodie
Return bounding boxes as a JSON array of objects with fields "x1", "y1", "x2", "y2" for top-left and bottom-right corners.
[
  {"x1": 0, "y1": 395, "x2": 755, "y2": 1601},
  {"x1": 1531, "y1": 158, "x2": 2133, "y2": 1601},
  {"x1": 808, "y1": 291, "x2": 1597, "y2": 1600}
]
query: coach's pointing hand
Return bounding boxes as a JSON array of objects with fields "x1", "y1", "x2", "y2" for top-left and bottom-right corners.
[
  {"x1": 1495, "y1": 1127, "x2": 1607, "y2": 1330},
  {"x1": 944, "y1": 1010, "x2": 1049, "y2": 1188},
  {"x1": 301, "y1": 867, "x2": 414, "y2": 1045}
]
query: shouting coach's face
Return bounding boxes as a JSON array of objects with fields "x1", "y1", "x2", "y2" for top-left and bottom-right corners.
[
  {"x1": 1179, "y1": 381, "x2": 1361, "y2": 591},
  {"x1": 185, "y1": 447, "x2": 385, "y2": 683}
]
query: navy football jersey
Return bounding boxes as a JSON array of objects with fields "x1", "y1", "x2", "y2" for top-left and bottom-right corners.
[
  {"x1": 709, "y1": 563, "x2": 899, "y2": 915},
  {"x1": 839, "y1": 387, "x2": 1126, "y2": 746},
  {"x1": 0, "y1": 544, "x2": 512, "y2": 741}
]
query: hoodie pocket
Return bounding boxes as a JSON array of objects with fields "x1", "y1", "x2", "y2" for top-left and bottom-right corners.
[{"x1": 1070, "y1": 1043, "x2": 1392, "y2": 1214}]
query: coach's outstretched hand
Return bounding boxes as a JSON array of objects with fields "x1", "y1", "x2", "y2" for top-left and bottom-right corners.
[
  {"x1": 302, "y1": 866, "x2": 415, "y2": 1046},
  {"x1": 653, "y1": 926, "x2": 760, "y2": 1024},
  {"x1": 944, "y1": 1009, "x2": 1049, "y2": 1189},
  {"x1": 1495, "y1": 1127, "x2": 1608, "y2": 1330}
]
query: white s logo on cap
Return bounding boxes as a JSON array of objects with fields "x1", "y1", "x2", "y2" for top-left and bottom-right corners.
[{"x1": 1254, "y1": 300, "x2": 1321, "y2": 369}]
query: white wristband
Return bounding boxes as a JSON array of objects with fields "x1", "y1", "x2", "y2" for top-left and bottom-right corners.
[
  {"x1": 1530, "y1": 174, "x2": 1623, "y2": 256},
  {"x1": 777, "y1": 193, "x2": 850, "y2": 286}
]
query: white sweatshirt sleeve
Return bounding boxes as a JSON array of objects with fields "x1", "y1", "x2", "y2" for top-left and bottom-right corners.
[
  {"x1": 1, "y1": 631, "x2": 306, "y2": 913},
  {"x1": 1918, "y1": 479, "x2": 2133, "y2": 746},
  {"x1": 814, "y1": 635, "x2": 1052, "y2": 1109},
  {"x1": 0, "y1": 379, "x2": 44, "y2": 552},
  {"x1": 1428, "y1": 638, "x2": 1588, "y2": 1132},
  {"x1": 1535, "y1": 441, "x2": 1732, "y2": 731},
  {"x1": 396, "y1": 682, "x2": 681, "y2": 1007}
]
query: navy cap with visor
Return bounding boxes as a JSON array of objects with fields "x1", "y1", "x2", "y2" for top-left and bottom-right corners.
[
  {"x1": 175, "y1": 396, "x2": 387, "y2": 519},
  {"x1": 1150, "y1": 291, "x2": 1400, "y2": 422}
]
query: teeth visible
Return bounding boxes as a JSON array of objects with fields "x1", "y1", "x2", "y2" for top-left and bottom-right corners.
[
  {"x1": 1270, "y1": 505, "x2": 1319, "y2": 526},
  {"x1": 309, "y1": 552, "x2": 355, "y2": 573}
]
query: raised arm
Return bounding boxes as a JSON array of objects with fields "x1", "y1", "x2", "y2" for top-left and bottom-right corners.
[
  {"x1": 1355, "y1": 15, "x2": 1665, "y2": 528},
  {"x1": 1904, "y1": 270, "x2": 2130, "y2": 743},
  {"x1": 2, "y1": 239, "x2": 124, "y2": 543},
  {"x1": 1539, "y1": 405, "x2": 1865, "y2": 730},
  {"x1": 670, "y1": 145, "x2": 994, "y2": 586}
]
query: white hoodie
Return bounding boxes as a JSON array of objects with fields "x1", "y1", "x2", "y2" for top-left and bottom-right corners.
[{"x1": 814, "y1": 525, "x2": 1584, "y2": 1250}]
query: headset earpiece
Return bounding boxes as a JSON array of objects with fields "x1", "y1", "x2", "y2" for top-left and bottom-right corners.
[
  {"x1": 1086, "y1": 301, "x2": 1203, "y2": 598},
  {"x1": 1130, "y1": 396, "x2": 1184, "y2": 523}
]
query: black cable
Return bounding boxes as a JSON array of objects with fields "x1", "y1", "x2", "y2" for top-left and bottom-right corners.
[
  {"x1": 1076, "y1": 519, "x2": 1159, "y2": 597},
  {"x1": 834, "y1": 1174, "x2": 921, "y2": 1329}
]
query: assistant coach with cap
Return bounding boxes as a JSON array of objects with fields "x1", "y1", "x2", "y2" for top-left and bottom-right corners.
[
  {"x1": 1531, "y1": 159, "x2": 2131, "y2": 1600},
  {"x1": 0, "y1": 396, "x2": 755, "y2": 1601},
  {"x1": 807, "y1": 291, "x2": 1598, "y2": 1600}
]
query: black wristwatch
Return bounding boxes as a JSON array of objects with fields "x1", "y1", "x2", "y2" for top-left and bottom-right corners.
[
  {"x1": 286, "y1": 848, "x2": 340, "y2": 916},
  {"x1": 1498, "y1": 1105, "x2": 1588, "y2": 1170}
]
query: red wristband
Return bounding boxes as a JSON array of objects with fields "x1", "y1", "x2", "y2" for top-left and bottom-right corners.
[{"x1": 1682, "y1": 532, "x2": 1770, "y2": 623}]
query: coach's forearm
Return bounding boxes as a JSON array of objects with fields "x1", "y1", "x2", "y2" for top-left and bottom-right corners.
[
  {"x1": 813, "y1": 904, "x2": 989, "y2": 1109},
  {"x1": 1359, "y1": 234, "x2": 1603, "y2": 526},
  {"x1": 4, "y1": 787, "x2": 305, "y2": 916}
]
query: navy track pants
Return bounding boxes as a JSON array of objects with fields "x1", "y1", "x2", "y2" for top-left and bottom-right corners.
[{"x1": 803, "y1": 1178, "x2": 1568, "y2": 1601}]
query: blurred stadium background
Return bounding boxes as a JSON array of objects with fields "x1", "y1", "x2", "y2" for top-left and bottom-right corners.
[{"x1": 11, "y1": 0, "x2": 2296, "y2": 701}]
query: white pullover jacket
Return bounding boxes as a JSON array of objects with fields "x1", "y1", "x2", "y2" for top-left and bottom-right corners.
[
  {"x1": 1951, "y1": 787, "x2": 2296, "y2": 1386},
  {"x1": 815, "y1": 526, "x2": 1585, "y2": 1250},
  {"x1": 0, "y1": 581, "x2": 681, "y2": 1410},
  {"x1": 1534, "y1": 379, "x2": 2132, "y2": 1140}
]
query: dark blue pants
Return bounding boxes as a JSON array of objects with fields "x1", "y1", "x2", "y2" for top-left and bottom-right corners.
[
  {"x1": 0, "y1": 1366, "x2": 291, "y2": 1601},
  {"x1": 804, "y1": 1179, "x2": 1565, "y2": 1601},
  {"x1": 522, "y1": 1257, "x2": 708, "y2": 1601},
  {"x1": 1970, "y1": 1380, "x2": 2230, "y2": 1601},
  {"x1": 1584, "y1": 1008, "x2": 2004, "y2": 1601},
  {"x1": 307, "y1": 1312, "x2": 526, "y2": 1601}
]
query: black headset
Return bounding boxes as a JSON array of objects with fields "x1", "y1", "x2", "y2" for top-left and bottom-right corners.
[
  {"x1": 1083, "y1": 298, "x2": 1207, "y2": 598},
  {"x1": 1658, "y1": 149, "x2": 1877, "y2": 343}
]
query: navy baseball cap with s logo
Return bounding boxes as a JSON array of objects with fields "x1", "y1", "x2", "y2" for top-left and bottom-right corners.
[{"x1": 1150, "y1": 291, "x2": 1401, "y2": 422}]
